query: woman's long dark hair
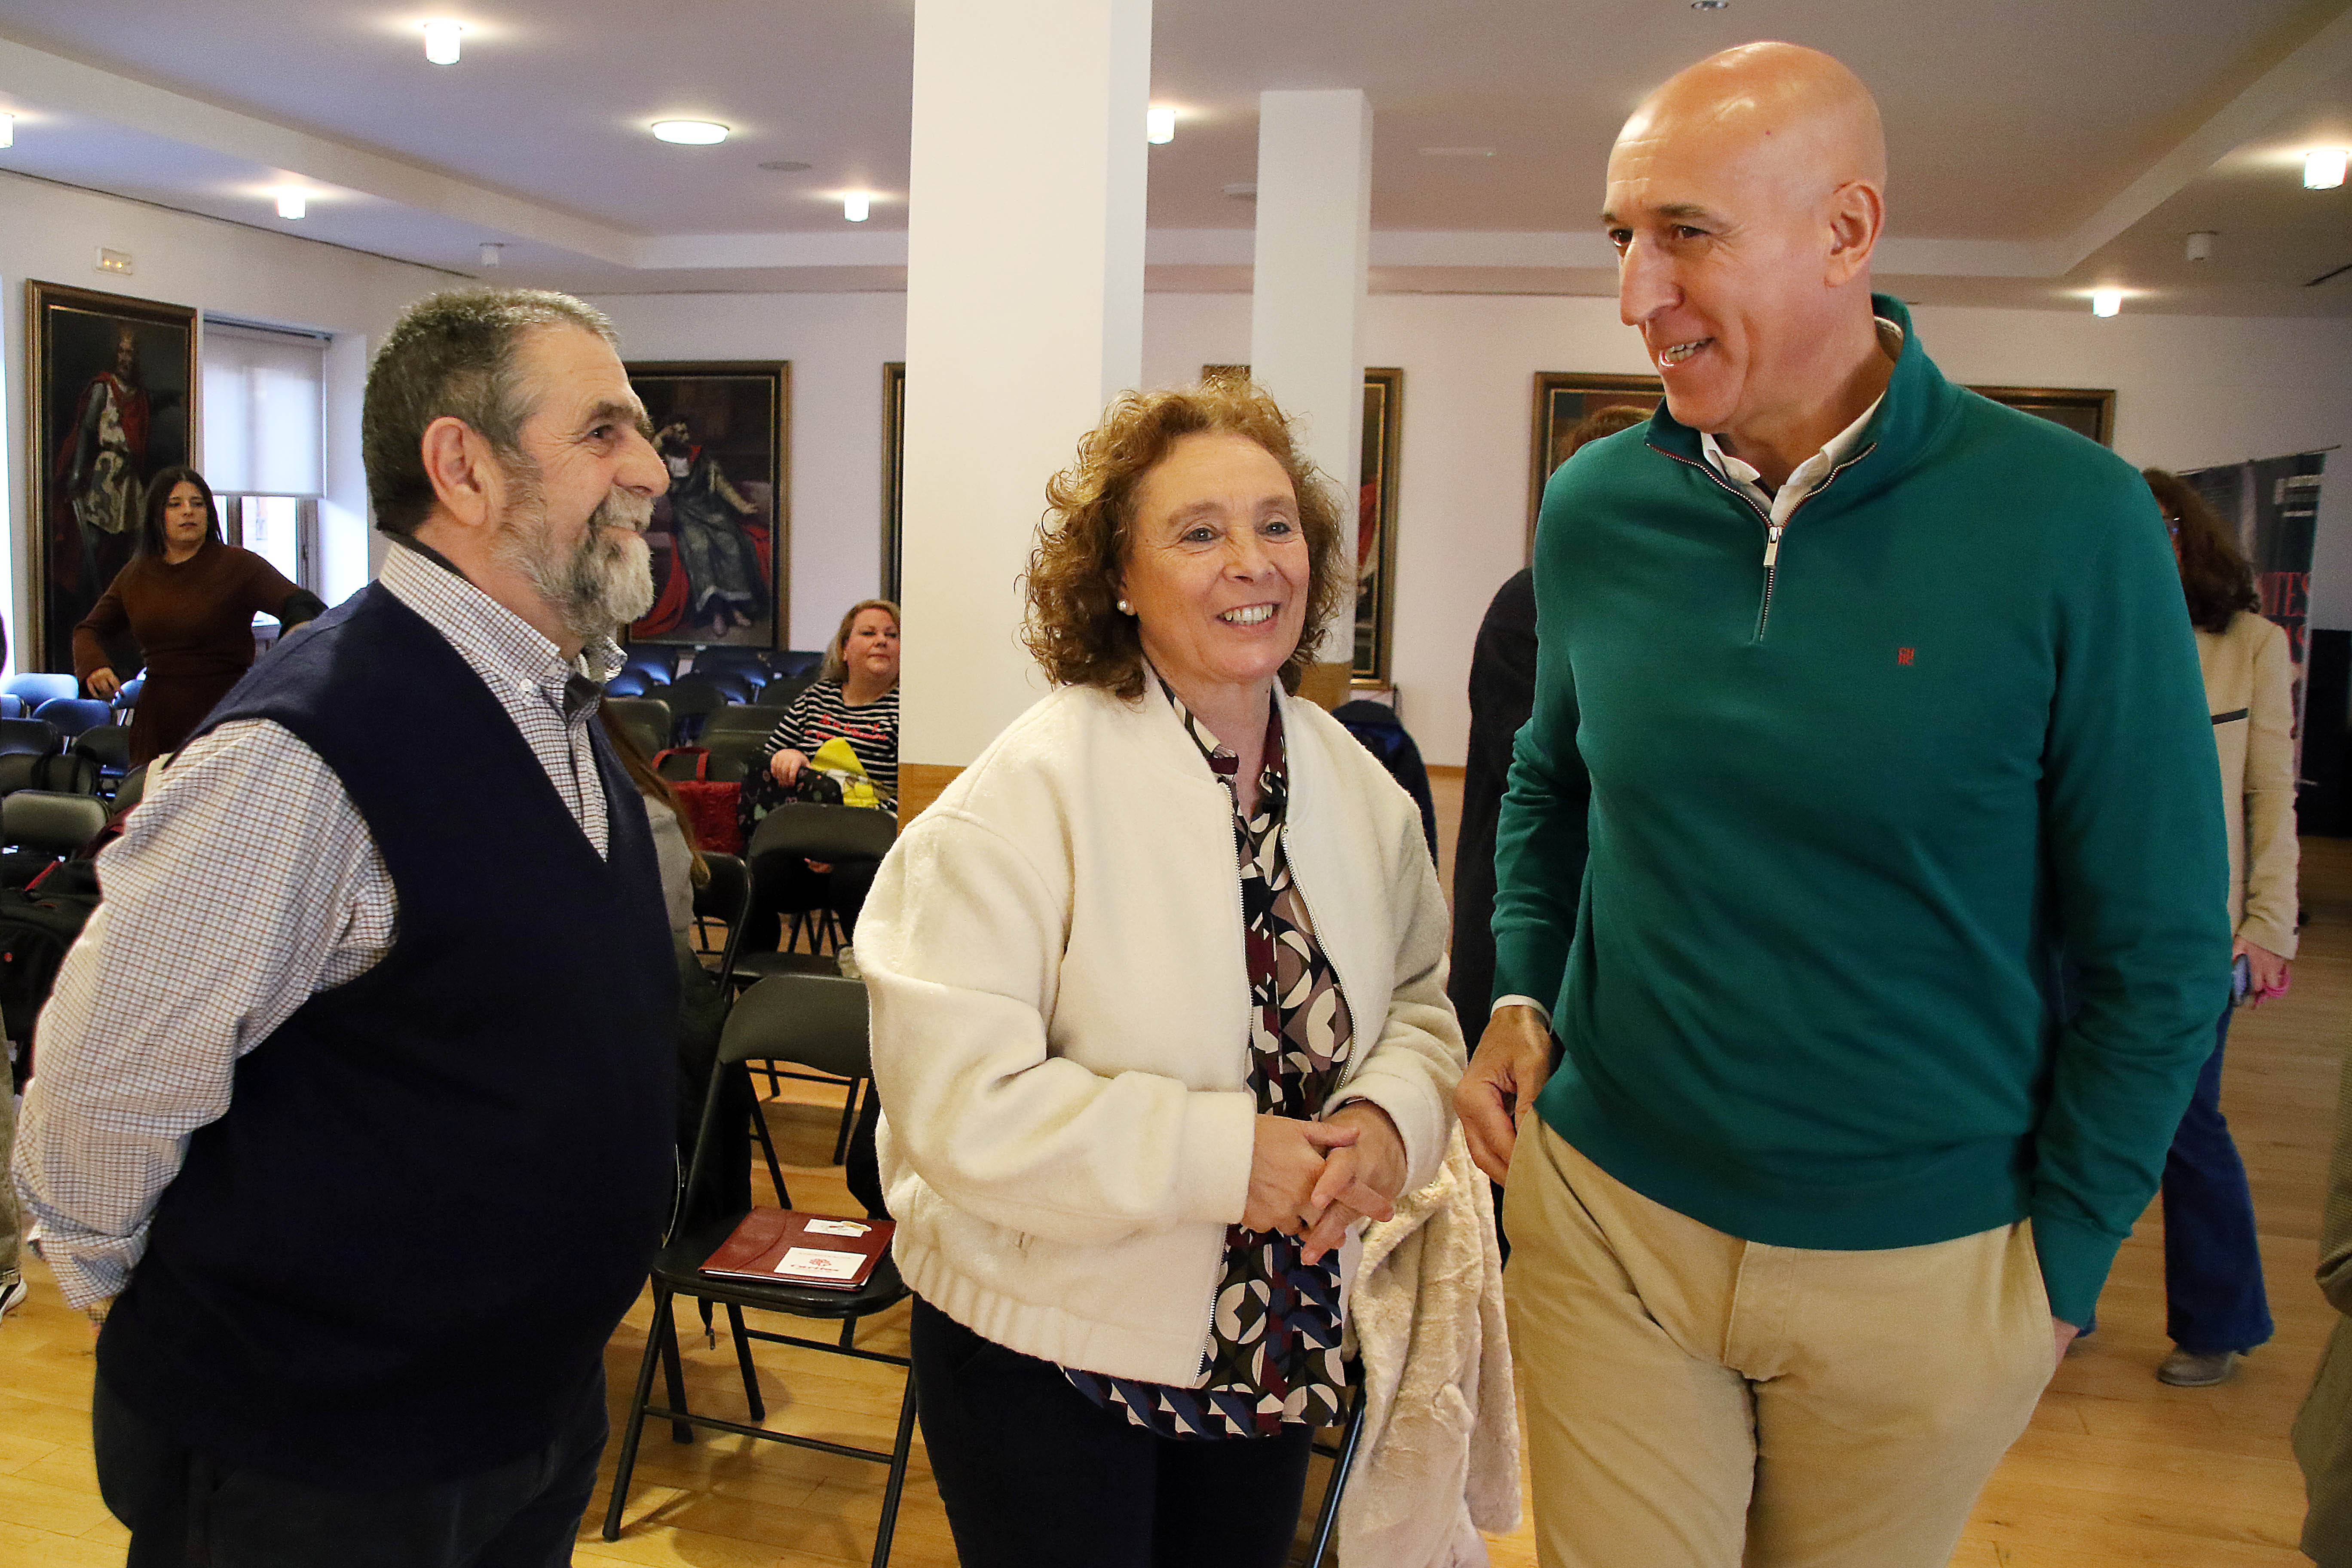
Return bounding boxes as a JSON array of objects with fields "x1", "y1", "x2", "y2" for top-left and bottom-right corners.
[
  {"x1": 137, "y1": 465, "x2": 223, "y2": 558},
  {"x1": 599, "y1": 697, "x2": 709, "y2": 888},
  {"x1": 2144, "y1": 469, "x2": 2259, "y2": 635}
]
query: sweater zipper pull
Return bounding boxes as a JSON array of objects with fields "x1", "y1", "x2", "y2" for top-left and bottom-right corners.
[{"x1": 1763, "y1": 521, "x2": 1784, "y2": 569}]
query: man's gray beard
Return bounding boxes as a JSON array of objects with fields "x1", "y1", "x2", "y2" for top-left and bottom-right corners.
[{"x1": 495, "y1": 488, "x2": 655, "y2": 646}]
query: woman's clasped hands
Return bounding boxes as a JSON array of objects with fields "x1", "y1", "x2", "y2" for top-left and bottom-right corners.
[{"x1": 1243, "y1": 1102, "x2": 1409, "y2": 1264}]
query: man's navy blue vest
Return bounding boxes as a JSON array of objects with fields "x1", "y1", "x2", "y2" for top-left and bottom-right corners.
[{"x1": 98, "y1": 582, "x2": 679, "y2": 1488}]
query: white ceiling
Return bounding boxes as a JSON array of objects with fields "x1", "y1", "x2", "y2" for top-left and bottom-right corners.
[{"x1": 0, "y1": 0, "x2": 2347, "y2": 313}]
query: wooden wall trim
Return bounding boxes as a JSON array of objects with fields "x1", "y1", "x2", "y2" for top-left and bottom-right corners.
[{"x1": 897, "y1": 762, "x2": 963, "y2": 826}]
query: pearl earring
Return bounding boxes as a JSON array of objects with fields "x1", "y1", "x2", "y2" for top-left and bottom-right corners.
[{"x1": 1117, "y1": 599, "x2": 1133, "y2": 615}]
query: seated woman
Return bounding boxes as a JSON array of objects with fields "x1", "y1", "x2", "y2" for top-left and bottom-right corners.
[
  {"x1": 75, "y1": 467, "x2": 325, "y2": 764},
  {"x1": 744, "y1": 598, "x2": 899, "y2": 946},
  {"x1": 858, "y1": 381, "x2": 1464, "y2": 1568}
]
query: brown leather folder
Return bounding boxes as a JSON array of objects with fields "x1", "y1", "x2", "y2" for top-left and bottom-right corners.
[{"x1": 699, "y1": 1208, "x2": 894, "y2": 1291}]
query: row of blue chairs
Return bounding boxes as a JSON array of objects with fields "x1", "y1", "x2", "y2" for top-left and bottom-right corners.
[
  {"x1": 619, "y1": 645, "x2": 821, "y2": 683},
  {"x1": 1, "y1": 672, "x2": 141, "y2": 729}
]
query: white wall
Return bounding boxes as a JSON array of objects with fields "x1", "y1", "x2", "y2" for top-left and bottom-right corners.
[
  {"x1": 0, "y1": 171, "x2": 456, "y2": 675},
  {"x1": 12, "y1": 188, "x2": 2337, "y2": 762},
  {"x1": 583, "y1": 294, "x2": 906, "y2": 653}
]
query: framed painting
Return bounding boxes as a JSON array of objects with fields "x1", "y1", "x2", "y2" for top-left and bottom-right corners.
[
  {"x1": 26, "y1": 281, "x2": 198, "y2": 672},
  {"x1": 1968, "y1": 385, "x2": 2114, "y2": 446},
  {"x1": 1202, "y1": 366, "x2": 1404, "y2": 684},
  {"x1": 881, "y1": 361, "x2": 905, "y2": 604},
  {"x1": 624, "y1": 361, "x2": 790, "y2": 649},
  {"x1": 1528, "y1": 372, "x2": 1660, "y2": 557}
]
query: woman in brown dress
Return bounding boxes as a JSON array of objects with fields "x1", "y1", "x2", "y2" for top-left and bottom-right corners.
[{"x1": 73, "y1": 466, "x2": 325, "y2": 764}]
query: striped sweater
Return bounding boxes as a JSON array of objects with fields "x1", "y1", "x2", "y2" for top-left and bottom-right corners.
[{"x1": 761, "y1": 679, "x2": 899, "y2": 799}]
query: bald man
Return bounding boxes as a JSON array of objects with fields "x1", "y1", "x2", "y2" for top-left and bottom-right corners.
[{"x1": 1455, "y1": 43, "x2": 2227, "y2": 1566}]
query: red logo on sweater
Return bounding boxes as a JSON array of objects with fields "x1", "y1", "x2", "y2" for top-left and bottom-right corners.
[{"x1": 1897, "y1": 647, "x2": 1915, "y2": 665}]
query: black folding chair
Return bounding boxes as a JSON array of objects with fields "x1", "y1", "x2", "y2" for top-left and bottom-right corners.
[
  {"x1": 698, "y1": 703, "x2": 779, "y2": 747},
  {"x1": 71, "y1": 725, "x2": 131, "y2": 799},
  {"x1": 737, "y1": 803, "x2": 898, "y2": 978},
  {"x1": 661, "y1": 674, "x2": 731, "y2": 745},
  {"x1": 34, "y1": 697, "x2": 112, "y2": 740},
  {"x1": 602, "y1": 974, "x2": 917, "y2": 1568},
  {"x1": 688, "y1": 853, "x2": 785, "y2": 1206},
  {"x1": 737, "y1": 804, "x2": 898, "y2": 1161},
  {"x1": 0, "y1": 790, "x2": 107, "y2": 887},
  {"x1": 602, "y1": 697, "x2": 672, "y2": 759},
  {"x1": 0, "y1": 719, "x2": 60, "y2": 758},
  {"x1": 698, "y1": 732, "x2": 766, "y2": 785},
  {"x1": 1298, "y1": 1358, "x2": 1372, "y2": 1567},
  {"x1": 113, "y1": 763, "x2": 150, "y2": 815}
]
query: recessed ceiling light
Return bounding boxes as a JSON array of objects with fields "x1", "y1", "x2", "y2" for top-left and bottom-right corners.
[
  {"x1": 843, "y1": 192, "x2": 870, "y2": 222},
  {"x1": 2185, "y1": 231, "x2": 2216, "y2": 262},
  {"x1": 652, "y1": 120, "x2": 729, "y2": 146},
  {"x1": 759, "y1": 159, "x2": 812, "y2": 172},
  {"x1": 276, "y1": 189, "x2": 307, "y2": 220},
  {"x1": 1419, "y1": 147, "x2": 1495, "y2": 158},
  {"x1": 1147, "y1": 107, "x2": 1176, "y2": 145},
  {"x1": 0, "y1": 114, "x2": 12, "y2": 150},
  {"x1": 2090, "y1": 287, "x2": 2122, "y2": 318},
  {"x1": 2306, "y1": 149, "x2": 2349, "y2": 190},
  {"x1": 423, "y1": 21, "x2": 462, "y2": 64},
  {"x1": 1692, "y1": 1, "x2": 1729, "y2": 10}
]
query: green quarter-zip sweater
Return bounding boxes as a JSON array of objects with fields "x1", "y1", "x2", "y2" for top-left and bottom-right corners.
[{"x1": 1493, "y1": 297, "x2": 2230, "y2": 1328}]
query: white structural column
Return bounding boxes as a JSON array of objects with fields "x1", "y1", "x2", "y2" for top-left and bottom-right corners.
[
  {"x1": 898, "y1": 0, "x2": 1150, "y2": 784},
  {"x1": 1249, "y1": 89, "x2": 1373, "y2": 674}
]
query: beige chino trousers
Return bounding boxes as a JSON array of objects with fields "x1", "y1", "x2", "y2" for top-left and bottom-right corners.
[{"x1": 1504, "y1": 1121, "x2": 2055, "y2": 1568}]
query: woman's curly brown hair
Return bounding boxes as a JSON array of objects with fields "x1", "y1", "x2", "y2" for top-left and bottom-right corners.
[{"x1": 1024, "y1": 379, "x2": 1348, "y2": 699}]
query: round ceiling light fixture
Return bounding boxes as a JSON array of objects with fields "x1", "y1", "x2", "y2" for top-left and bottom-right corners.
[
  {"x1": 2305, "y1": 149, "x2": 2349, "y2": 190},
  {"x1": 1692, "y1": 1, "x2": 1729, "y2": 11},
  {"x1": 423, "y1": 21, "x2": 463, "y2": 64},
  {"x1": 652, "y1": 120, "x2": 729, "y2": 146}
]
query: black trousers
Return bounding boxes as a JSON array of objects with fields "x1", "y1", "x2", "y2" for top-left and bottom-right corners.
[
  {"x1": 94, "y1": 1369, "x2": 609, "y2": 1568},
  {"x1": 909, "y1": 1296, "x2": 1315, "y2": 1568},
  {"x1": 744, "y1": 853, "x2": 878, "y2": 951}
]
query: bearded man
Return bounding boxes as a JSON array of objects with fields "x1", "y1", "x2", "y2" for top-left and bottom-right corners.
[
  {"x1": 1456, "y1": 45, "x2": 2227, "y2": 1568},
  {"x1": 14, "y1": 289, "x2": 677, "y2": 1567}
]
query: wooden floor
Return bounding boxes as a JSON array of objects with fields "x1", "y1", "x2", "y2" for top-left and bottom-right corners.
[{"x1": 1, "y1": 805, "x2": 2345, "y2": 1566}]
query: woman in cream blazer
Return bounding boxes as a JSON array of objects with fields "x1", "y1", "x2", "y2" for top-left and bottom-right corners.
[
  {"x1": 859, "y1": 382, "x2": 1463, "y2": 1568},
  {"x1": 2143, "y1": 468, "x2": 2299, "y2": 1390}
]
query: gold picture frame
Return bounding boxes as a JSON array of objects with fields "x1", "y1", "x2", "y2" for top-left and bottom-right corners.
[
  {"x1": 26, "y1": 280, "x2": 199, "y2": 672},
  {"x1": 622, "y1": 360, "x2": 790, "y2": 649}
]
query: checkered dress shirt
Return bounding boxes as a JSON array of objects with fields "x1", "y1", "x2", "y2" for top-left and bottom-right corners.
[{"x1": 10, "y1": 541, "x2": 625, "y2": 1309}]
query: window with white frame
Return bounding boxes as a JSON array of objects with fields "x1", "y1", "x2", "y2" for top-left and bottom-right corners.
[{"x1": 202, "y1": 318, "x2": 327, "y2": 625}]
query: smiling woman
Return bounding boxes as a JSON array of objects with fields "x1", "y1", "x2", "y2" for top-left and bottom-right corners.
[{"x1": 858, "y1": 379, "x2": 1470, "y2": 1568}]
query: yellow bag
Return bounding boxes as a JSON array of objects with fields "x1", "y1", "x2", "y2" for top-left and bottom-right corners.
[{"x1": 808, "y1": 737, "x2": 884, "y2": 811}]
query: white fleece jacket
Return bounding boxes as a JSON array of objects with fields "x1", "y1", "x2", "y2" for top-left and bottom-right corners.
[{"x1": 858, "y1": 678, "x2": 1465, "y2": 1385}]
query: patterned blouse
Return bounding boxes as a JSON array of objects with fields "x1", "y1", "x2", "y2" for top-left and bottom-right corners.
[{"x1": 1062, "y1": 685, "x2": 1356, "y2": 1439}]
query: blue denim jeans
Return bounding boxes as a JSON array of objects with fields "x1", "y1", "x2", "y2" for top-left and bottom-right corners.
[{"x1": 2161, "y1": 1005, "x2": 2274, "y2": 1354}]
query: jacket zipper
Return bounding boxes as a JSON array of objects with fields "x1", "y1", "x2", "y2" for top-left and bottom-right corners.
[{"x1": 1649, "y1": 440, "x2": 1878, "y2": 641}]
